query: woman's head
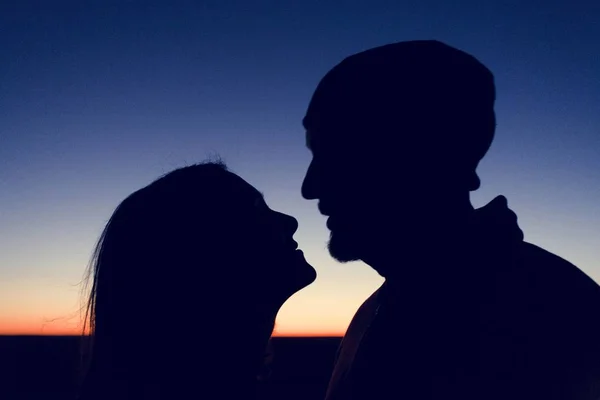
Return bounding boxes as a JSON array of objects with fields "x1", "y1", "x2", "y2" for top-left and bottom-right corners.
[{"x1": 81, "y1": 161, "x2": 315, "y2": 397}]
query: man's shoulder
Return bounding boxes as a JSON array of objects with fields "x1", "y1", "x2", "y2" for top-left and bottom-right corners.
[
  {"x1": 330, "y1": 285, "x2": 384, "y2": 368},
  {"x1": 517, "y1": 242, "x2": 600, "y2": 297},
  {"x1": 515, "y1": 242, "x2": 600, "y2": 395},
  {"x1": 347, "y1": 285, "x2": 383, "y2": 327},
  {"x1": 513, "y1": 241, "x2": 600, "y2": 327}
]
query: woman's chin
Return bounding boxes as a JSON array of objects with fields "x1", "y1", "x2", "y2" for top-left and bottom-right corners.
[
  {"x1": 292, "y1": 250, "x2": 317, "y2": 286},
  {"x1": 279, "y1": 256, "x2": 316, "y2": 299},
  {"x1": 264, "y1": 249, "x2": 316, "y2": 304},
  {"x1": 292, "y1": 271, "x2": 316, "y2": 295}
]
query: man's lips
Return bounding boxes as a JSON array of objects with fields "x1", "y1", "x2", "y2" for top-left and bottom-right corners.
[
  {"x1": 317, "y1": 202, "x2": 332, "y2": 217},
  {"x1": 326, "y1": 216, "x2": 334, "y2": 229}
]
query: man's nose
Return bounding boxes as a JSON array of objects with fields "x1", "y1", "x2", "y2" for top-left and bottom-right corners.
[{"x1": 301, "y1": 160, "x2": 319, "y2": 200}]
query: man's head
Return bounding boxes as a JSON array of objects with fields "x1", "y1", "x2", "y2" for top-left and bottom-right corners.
[{"x1": 301, "y1": 40, "x2": 496, "y2": 264}]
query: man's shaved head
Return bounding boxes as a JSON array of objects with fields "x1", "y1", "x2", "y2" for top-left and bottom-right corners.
[
  {"x1": 304, "y1": 40, "x2": 496, "y2": 192},
  {"x1": 301, "y1": 40, "x2": 497, "y2": 264}
]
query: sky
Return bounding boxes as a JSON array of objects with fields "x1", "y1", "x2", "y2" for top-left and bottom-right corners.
[{"x1": 1, "y1": 0, "x2": 599, "y2": 336}]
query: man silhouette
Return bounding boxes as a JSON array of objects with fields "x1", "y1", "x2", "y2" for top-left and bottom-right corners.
[{"x1": 301, "y1": 40, "x2": 600, "y2": 400}]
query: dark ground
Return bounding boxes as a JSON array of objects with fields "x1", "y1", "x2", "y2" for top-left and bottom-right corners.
[{"x1": 0, "y1": 335, "x2": 340, "y2": 399}]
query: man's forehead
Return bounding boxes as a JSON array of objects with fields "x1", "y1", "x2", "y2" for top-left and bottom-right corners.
[
  {"x1": 305, "y1": 125, "x2": 357, "y2": 153},
  {"x1": 305, "y1": 121, "x2": 366, "y2": 148}
]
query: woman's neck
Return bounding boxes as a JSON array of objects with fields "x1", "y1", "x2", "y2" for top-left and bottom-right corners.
[{"x1": 230, "y1": 305, "x2": 278, "y2": 379}]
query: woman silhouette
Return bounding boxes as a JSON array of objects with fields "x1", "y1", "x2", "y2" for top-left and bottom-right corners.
[{"x1": 79, "y1": 161, "x2": 316, "y2": 399}]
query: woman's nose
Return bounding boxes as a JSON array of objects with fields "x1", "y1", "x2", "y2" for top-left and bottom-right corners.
[{"x1": 277, "y1": 212, "x2": 298, "y2": 234}]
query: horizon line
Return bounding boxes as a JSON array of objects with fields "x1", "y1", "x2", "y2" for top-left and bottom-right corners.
[{"x1": 0, "y1": 333, "x2": 344, "y2": 338}]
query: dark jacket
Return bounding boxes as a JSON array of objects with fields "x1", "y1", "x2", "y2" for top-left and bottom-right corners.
[{"x1": 325, "y1": 196, "x2": 600, "y2": 400}]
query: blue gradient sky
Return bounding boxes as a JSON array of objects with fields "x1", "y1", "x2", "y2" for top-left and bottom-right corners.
[{"x1": 1, "y1": 0, "x2": 599, "y2": 335}]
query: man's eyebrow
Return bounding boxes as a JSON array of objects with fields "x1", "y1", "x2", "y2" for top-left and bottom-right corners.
[{"x1": 301, "y1": 116, "x2": 308, "y2": 129}]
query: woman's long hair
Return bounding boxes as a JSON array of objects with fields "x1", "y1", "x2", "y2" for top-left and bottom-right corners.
[{"x1": 78, "y1": 161, "x2": 273, "y2": 399}]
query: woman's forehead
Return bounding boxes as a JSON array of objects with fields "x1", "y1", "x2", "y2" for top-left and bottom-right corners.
[{"x1": 223, "y1": 171, "x2": 264, "y2": 202}]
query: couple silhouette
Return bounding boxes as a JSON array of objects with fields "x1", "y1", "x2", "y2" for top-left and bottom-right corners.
[{"x1": 78, "y1": 41, "x2": 600, "y2": 400}]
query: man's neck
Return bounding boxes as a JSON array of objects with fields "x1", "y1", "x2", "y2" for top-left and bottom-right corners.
[{"x1": 363, "y1": 203, "x2": 476, "y2": 280}]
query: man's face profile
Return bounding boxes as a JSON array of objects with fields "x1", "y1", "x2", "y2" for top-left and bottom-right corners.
[
  {"x1": 301, "y1": 41, "x2": 497, "y2": 270},
  {"x1": 302, "y1": 123, "x2": 407, "y2": 263}
]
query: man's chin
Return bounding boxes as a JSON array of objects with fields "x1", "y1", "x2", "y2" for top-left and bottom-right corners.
[{"x1": 327, "y1": 232, "x2": 362, "y2": 263}]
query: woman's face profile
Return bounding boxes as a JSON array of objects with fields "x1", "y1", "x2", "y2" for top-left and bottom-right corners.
[{"x1": 222, "y1": 172, "x2": 316, "y2": 299}]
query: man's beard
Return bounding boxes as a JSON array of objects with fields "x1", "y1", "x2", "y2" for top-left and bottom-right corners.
[
  {"x1": 327, "y1": 229, "x2": 364, "y2": 263},
  {"x1": 328, "y1": 227, "x2": 408, "y2": 278}
]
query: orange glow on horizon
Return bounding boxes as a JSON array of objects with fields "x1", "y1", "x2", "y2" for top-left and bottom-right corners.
[
  {"x1": 0, "y1": 331, "x2": 343, "y2": 337},
  {"x1": 272, "y1": 331, "x2": 343, "y2": 337},
  {"x1": 0, "y1": 325, "x2": 344, "y2": 337},
  {"x1": 272, "y1": 325, "x2": 344, "y2": 337}
]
